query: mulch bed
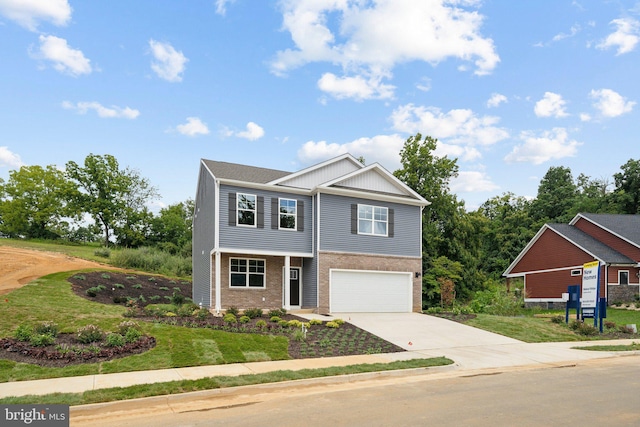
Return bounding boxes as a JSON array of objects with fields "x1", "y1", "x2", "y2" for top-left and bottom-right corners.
[
  {"x1": 0, "y1": 271, "x2": 404, "y2": 366},
  {"x1": 0, "y1": 334, "x2": 156, "y2": 368}
]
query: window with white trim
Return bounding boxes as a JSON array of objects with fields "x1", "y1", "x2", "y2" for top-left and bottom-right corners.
[
  {"x1": 619, "y1": 270, "x2": 629, "y2": 285},
  {"x1": 237, "y1": 193, "x2": 256, "y2": 226},
  {"x1": 230, "y1": 258, "x2": 265, "y2": 288},
  {"x1": 358, "y1": 204, "x2": 388, "y2": 236},
  {"x1": 279, "y1": 198, "x2": 296, "y2": 230}
]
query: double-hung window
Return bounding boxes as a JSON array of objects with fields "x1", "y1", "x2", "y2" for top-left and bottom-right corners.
[
  {"x1": 358, "y1": 204, "x2": 388, "y2": 236},
  {"x1": 279, "y1": 198, "x2": 297, "y2": 230},
  {"x1": 619, "y1": 270, "x2": 629, "y2": 285},
  {"x1": 230, "y1": 258, "x2": 265, "y2": 288},
  {"x1": 237, "y1": 193, "x2": 256, "y2": 226}
]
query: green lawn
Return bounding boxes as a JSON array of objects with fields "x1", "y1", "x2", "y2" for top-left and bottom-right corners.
[
  {"x1": 0, "y1": 271, "x2": 289, "y2": 383},
  {"x1": 466, "y1": 309, "x2": 640, "y2": 342}
]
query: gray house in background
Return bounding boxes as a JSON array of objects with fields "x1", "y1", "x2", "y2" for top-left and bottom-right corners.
[{"x1": 192, "y1": 154, "x2": 429, "y2": 314}]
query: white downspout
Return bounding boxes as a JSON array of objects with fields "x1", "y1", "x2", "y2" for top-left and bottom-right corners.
[{"x1": 214, "y1": 178, "x2": 221, "y2": 314}]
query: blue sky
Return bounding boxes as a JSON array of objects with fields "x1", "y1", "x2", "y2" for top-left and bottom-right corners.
[{"x1": 1, "y1": 1, "x2": 639, "y2": 211}]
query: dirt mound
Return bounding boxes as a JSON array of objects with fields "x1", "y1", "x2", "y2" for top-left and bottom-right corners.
[{"x1": 0, "y1": 246, "x2": 109, "y2": 295}]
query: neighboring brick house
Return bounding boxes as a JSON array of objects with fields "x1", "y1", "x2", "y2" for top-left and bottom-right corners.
[
  {"x1": 192, "y1": 154, "x2": 429, "y2": 314},
  {"x1": 503, "y1": 213, "x2": 640, "y2": 307}
]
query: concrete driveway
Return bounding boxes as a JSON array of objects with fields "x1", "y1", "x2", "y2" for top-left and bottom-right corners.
[{"x1": 336, "y1": 312, "x2": 521, "y2": 351}]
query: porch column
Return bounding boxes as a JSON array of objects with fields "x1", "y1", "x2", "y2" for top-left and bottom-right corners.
[
  {"x1": 215, "y1": 251, "x2": 221, "y2": 314},
  {"x1": 284, "y1": 255, "x2": 291, "y2": 310}
]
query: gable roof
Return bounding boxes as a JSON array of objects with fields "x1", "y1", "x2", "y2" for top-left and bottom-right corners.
[
  {"x1": 504, "y1": 217, "x2": 639, "y2": 277},
  {"x1": 571, "y1": 213, "x2": 640, "y2": 248},
  {"x1": 547, "y1": 224, "x2": 636, "y2": 264},
  {"x1": 268, "y1": 154, "x2": 364, "y2": 189},
  {"x1": 202, "y1": 159, "x2": 290, "y2": 184},
  {"x1": 319, "y1": 163, "x2": 429, "y2": 204}
]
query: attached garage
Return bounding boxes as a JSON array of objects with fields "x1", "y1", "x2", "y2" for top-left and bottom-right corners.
[{"x1": 330, "y1": 269, "x2": 412, "y2": 313}]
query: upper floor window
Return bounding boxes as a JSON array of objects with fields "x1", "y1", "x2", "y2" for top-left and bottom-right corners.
[
  {"x1": 279, "y1": 198, "x2": 297, "y2": 230},
  {"x1": 358, "y1": 204, "x2": 388, "y2": 236},
  {"x1": 237, "y1": 193, "x2": 256, "y2": 226}
]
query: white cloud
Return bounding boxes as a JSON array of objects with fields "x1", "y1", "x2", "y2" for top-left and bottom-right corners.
[
  {"x1": 297, "y1": 134, "x2": 406, "y2": 171},
  {"x1": 390, "y1": 104, "x2": 509, "y2": 156},
  {"x1": 175, "y1": 117, "x2": 209, "y2": 137},
  {"x1": 272, "y1": 0, "x2": 499, "y2": 100},
  {"x1": 416, "y1": 77, "x2": 431, "y2": 92},
  {"x1": 487, "y1": 93, "x2": 507, "y2": 108},
  {"x1": 61, "y1": 101, "x2": 140, "y2": 119},
  {"x1": 552, "y1": 24, "x2": 580, "y2": 42},
  {"x1": 0, "y1": 146, "x2": 25, "y2": 169},
  {"x1": 35, "y1": 35, "x2": 92, "y2": 76},
  {"x1": 534, "y1": 92, "x2": 568, "y2": 118},
  {"x1": 596, "y1": 18, "x2": 640, "y2": 55},
  {"x1": 317, "y1": 72, "x2": 395, "y2": 100},
  {"x1": 0, "y1": 0, "x2": 71, "y2": 31},
  {"x1": 589, "y1": 88, "x2": 635, "y2": 117},
  {"x1": 504, "y1": 128, "x2": 581, "y2": 165},
  {"x1": 149, "y1": 39, "x2": 188, "y2": 82},
  {"x1": 450, "y1": 170, "x2": 499, "y2": 193},
  {"x1": 236, "y1": 122, "x2": 265, "y2": 141},
  {"x1": 215, "y1": 0, "x2": 236, "y2": 16},
  {"x1": 580, "y1": 112, "x2": 591, "y2": 122}
]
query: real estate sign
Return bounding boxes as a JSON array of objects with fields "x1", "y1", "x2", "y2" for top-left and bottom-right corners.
[{"x1": 581, "y1": 261, "x2": 600, "y2": 309}]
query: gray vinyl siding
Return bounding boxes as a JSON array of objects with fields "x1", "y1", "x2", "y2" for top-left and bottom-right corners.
[
  {"x1": 192, "y1": 165, "x2": 216, "y2": 307},
  {"x1": 319, "y1": 193, "x2": 421, "y2": 257},
  {"x1": 219, "y1": 185, "x2": 313, "y2": 254},
  {"x1": 302, "y1": 257, "x2": 317, "y2": 308}
]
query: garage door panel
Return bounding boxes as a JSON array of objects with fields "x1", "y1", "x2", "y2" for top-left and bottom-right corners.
[{"x1": 330, "y1": 270, "x2": 412, "y2": 313}]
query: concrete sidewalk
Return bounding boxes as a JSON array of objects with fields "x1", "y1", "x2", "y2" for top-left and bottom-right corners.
[{"x1": 0, "y1": 338, "x2": 638, "y2": 399}]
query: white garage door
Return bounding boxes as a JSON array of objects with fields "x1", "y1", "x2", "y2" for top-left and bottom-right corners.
[{"x1": 330, "y1": 270, "x2": 412, "y2": 313}]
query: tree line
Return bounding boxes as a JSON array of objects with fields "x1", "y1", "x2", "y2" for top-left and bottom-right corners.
[
  {"x1": 0, "y1": 154, "x2": 192, "y2": 257},
  {"x1": 2, "y1": 140, "x2": 639, "y2": 307}
]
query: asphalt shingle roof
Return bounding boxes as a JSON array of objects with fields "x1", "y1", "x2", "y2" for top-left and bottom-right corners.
[
  {"x1": 202, "y1": 159, "x2": 291, "y2": 184},
  {"x1": 548, "y1": 223, "x2": 636, "y2": 264}
]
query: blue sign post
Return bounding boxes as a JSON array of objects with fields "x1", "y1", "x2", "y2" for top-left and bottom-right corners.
[{"x1": 565, "y1": 285, "x2": 580, "y2": 323}]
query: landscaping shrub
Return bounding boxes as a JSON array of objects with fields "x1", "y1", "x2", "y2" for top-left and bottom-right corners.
[
  {"x1": 86, "y1": 287, "x2": 101, "y2": 297},
  {"x1": 114, "y1": 283, "x2": 125, "y2": 289},
  {"x1": 223, "y1": 313, "x2": 237, "y2": 324},
  {"x1": 34, "y1": 321, "x2": 59, "y2": 337},
  {"x1": 239, "y1": 315, "x2": 251, "y2": 324},
  {"x1": 77, "y1": 325, "x2": 105, "y2": 344},
  {"x1": 105, "y1": 333, "x2": 126, "y2": 347},
  {"x1": 308, "y1": 318, "x2": 323, "y2": 326},
  {"x1": 287, "y1": 319, "x2": 302, "y2": 328},
  {"x1": 29, "y1": 333, "x2": 55, "y2": 347},
  {"x1": 326, "y1": 321, "x2": 340, "y2": 329},
  {"x1": 195, "y1": 308, "x2": 210, "y2": 320},
  {"x1": 270, "y1": 316, "x2": 282, "y2": 323},
  {"x1": 124, "y1": 328, "x2": 141, "y2": 343},
  {"x1": 255, "y1": 319, "x2": 267, "y2": 329},
  {"x1": 117, "y1": 320, "x2": 141, "y2": 335},
  {"x1": 469, "y1": 280, "x2": 522, "y2": 316},
  {"x1": 242, "y1": 307, "x2": 263, "y2": 319},
  {"x1": 14, "y1": 324, "x2": 33, "y2": 342},
  {"x1": 171, "y1": 291, "x2": 185, "y2": 306},
  {"x1": 226, "y1": 306, "x2": 240, "y2": 317},
  {"x1": 551, "y1": 315, "x2": 564, "y2": 324},
  {"x1": 577, "y1": 323, "x2": 598, "y2": 336},
  {"x1": 268, "y1": 308, "x2": 287, "y2": 318}
]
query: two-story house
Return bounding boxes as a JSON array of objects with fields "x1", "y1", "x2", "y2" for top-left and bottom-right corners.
[{"x1": 192, "y1": 154, "x2": 429, "y2": 314}]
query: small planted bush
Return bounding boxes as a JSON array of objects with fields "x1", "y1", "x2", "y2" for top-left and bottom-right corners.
[
  {"x1": 239, "y1": 315, "x2": 251, "y2": 324},
  {"x1": 14, "y1": 324, "x2": 33, "y2": 342},
  {"x1": 30, "y1": 333, "x2": 55, "y2": 347},
  {"x1": 114, "y1": 283, "x2": 125, "y2": 289},
  {"x1": 255, "y1": 319, "x2": 267, "y2": 329},
  {"x1": 226, "y1": 306, "x2": 240, "y2": 317},
  {"x1": 308, "y1": 318, "x2": 323, "y2": 326},
  {"x1": 117, "y1": 320, "x2": 140, "y2": 335},
  {"x1": 223, "y1": 313, "x2": 237, "y2": 324},
  {"x1": 326, "y1": 321, "x2": 340, "y2": 329},
  {"x1": 124, "y1": 328, "x2": 141, "y2": 343},
  {"x1": 105, "y1": 333, "x2": 125, "y2": 348},
  {"x1": 34, "y1": 321, "x2": 59, "y2": 337},
  {"x1": 287, "y1": 319, "x2": 302, "y2": 328},
  {"x1": 101, "y1": 273, "x2": 111, "y2": 279},
  {"x1": 85, "y1": 287, "x2": 101, "y2": 297},
  {"x1": 270, "y1": 316, "x2": 282, "y2": 323},
  {"x1": 243, "y1": 308, "x2": 263, "y2": 319},
  {"x1": 551, "y1": 315, "x2": 564, "y2": 324},
  {"x1": 171, "y1": 291, "x2": 186, "y2": 306},
  {"x1": 77, "y1": 325, "x2": 105, "y2": 344},
  {"x1": 268, "y1": 308, "x2": 286, "y2": 318},
  {"x1": 132, "y1": 284, "x2": 143, "y2": 290}
]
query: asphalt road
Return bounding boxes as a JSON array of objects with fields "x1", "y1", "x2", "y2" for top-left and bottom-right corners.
[{"x1": 72, "y1": 355, "x2": 640, "y2": 426}]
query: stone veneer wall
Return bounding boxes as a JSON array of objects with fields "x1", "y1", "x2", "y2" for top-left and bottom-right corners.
[
  {"x1": 211, "y1": 253, "x2": 302, "y2": 311},
  {"x1": 608, "y1": 284, "x2": 640, "y2": 304},
  {"x1": 317, "y1": 251, "x2": 422, "y2": 314}
]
